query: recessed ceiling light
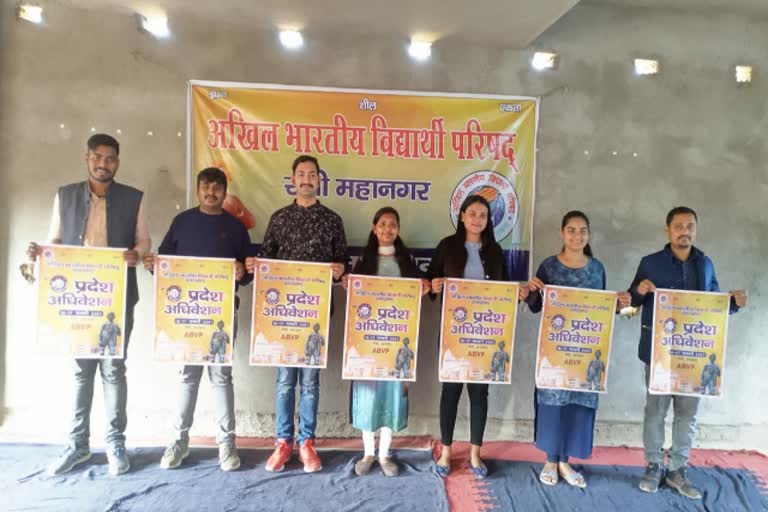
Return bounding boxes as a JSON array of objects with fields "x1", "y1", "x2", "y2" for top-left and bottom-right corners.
[
  {"x1": 17, "y1": 4, "x2": 43, "y2": 24},
  {"x1": 279, "y1": 30, "x2": 303, "y2": 49},
  {"x1": 735, "y1": 65, "x2": 752, "y2": 83},
  {"x1": 532, "y1": 52, "x2": 558, "y2": 71},
  {"x1": 634, "y1": 58, "x2": 659, "y2": 76},
  {"x1": 408, "y1": 40, "x2": 431, "y2": 61},
  {"x1": 139, "y1": 13, "x2": 170, "y2": 38}
]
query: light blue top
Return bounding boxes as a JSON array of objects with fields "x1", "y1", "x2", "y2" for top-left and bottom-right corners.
[{"x1": 463, "y1": 241, "x2": 485, "y2": 280}]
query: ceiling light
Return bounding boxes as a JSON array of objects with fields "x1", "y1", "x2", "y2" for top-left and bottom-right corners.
[
  {"x1": 735, "y1": 65, "x2": 752, "y2": 83},
  {"x1": 17, "y1": 4, "x2": 43, "y2": 24},
  {"x1": 634, "y1": 58, "x2": 659, "y2": 76},
  {"x1": 531, "y1": 52, "x2": 558, "y2": 71},
  {"x1": 279, "y1": 30, "x2": 303, "y2": 49},
  {"x1": 139, "y1": 13, "x2": 170, "y2": 38},
  {"x1": 408, "y1": 40, "x2": 431, "y2": 61}
]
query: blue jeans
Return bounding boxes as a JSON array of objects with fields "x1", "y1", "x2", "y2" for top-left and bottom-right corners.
[
  {"x1": 275, "y1": 367, "x2": 320, "y2": 444},
  {"x1": 69, "y1": 307, "x2": 134, "y2": 450},
  {"x1": 643, "y1": 365, "x2": 700, "y2": 470}
]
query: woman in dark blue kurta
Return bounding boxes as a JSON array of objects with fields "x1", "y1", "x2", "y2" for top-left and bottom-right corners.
[{"x1": 526, "y1": 211, "x2": 630, "y2": 488}]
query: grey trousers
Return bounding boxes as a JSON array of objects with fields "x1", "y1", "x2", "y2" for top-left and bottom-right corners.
[
  {"x1": 643, "y1": 365, "x2": 700, "y2": 470},
  {"x1": 69, "y1": 307, "x2": 134, "y2": 449},
  {"x1": 173, "y1": 364, "x2": 235, "y2": 446}
]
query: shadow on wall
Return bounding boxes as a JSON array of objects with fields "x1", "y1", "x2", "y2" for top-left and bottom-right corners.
[{"x1": 0, "y1": 15, "x2": 8, "y2": 425}]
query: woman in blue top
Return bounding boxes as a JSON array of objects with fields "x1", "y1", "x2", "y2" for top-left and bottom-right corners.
[
  {"x1": 343, "y1": 207, "x2": 429, "y2": 478},
  {"x1": 526, "y1": 211, "x2": 630, "y2": 488}
]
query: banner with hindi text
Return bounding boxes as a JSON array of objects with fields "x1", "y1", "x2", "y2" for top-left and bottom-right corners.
[{"x1": 189, "y1": 81, "x2": 538, "y2": 280}]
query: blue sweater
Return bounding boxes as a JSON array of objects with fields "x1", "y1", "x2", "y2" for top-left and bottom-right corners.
[
  {"x1": 628, "y1": 244, "x2": 739, "y2": 364},
  {"x1": 157, "y1": 208, "x2": 254, "y2": 298}
]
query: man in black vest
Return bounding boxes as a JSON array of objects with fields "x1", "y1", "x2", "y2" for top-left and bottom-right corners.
[{"x1": 27, "y1": 134, "x2": 150, "y2": 476}]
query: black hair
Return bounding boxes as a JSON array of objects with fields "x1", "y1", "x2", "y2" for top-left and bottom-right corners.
[
  {"x1": 354, "y1": 206, "x2": 420, "y2": 277},
  {"x1": 87, "y1": 134, "x2": 119, "y2": 155},
  {"x1": 666, "y1": 206, "x2": 697, "y2": 226},
  {"x1": 456, "y1": 195, "x2": 497, "y2": 249},
  {"x1": 197, "y1": 167, "x2": 228, "y2": 192},
  {"x1": 560, "y1": 210, "x2": 593, "y2": 257},
  {"x1": 292, "y1": 155, "x2": 319, "y2": 174}
]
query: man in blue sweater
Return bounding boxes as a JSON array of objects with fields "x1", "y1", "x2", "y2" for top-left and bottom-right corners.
[
  {"x1": 628, "y1": 206, "x2": 747, "y2": 499},
  {"x1": 143, "y1": 167, "x2": 251, "y2": 471}
]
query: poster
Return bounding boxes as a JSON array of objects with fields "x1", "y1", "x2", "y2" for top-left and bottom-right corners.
[
  {"x1": 649, "y1": 288, "x2": 730, "y2": 397},
  {"x1": 439, "y1": 278, "x2": 520, "y2": 384},
  {"x1": 153, "y1": 255, "x2": 236, "y2": 365},
  {"x1": 342, "y1": 275, "x2": 423, "y2": 382},
  {"x1": 35, "y1": 244, "x2": 128, "y2": 358},
  {"x1": 250, "y1": 259, "x2": 333, "y2": 368},
  {"x1": 535, "y1": 285, "x2": 617, "y2": 393}
]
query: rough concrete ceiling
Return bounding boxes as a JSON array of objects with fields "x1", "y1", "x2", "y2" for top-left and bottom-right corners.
[
  {"x1": 589, "y1": 0, "x2": 768, "y2": 15},
  {"x1": 10, "y1": 0, "x2": 766, "y2": 48},
  {"x1": 22, "y1": 0, "x2": 580, "y2": 48}
]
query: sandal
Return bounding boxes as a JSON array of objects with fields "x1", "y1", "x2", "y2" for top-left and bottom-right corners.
[
  {"x1": 354, "y1": 456, "x2": 375, "y2": 476},
  {"x1": 559, "y1": 467, "x2": 587, "y2": 488},
  {"x1": 471, "y1": 463, "x2": 488, "y2": 480},
  {"x1": 379, "y1": 457, "x2": 399, "y2": 477},
  {"x1": 539, "y1": 466, "x2": 558, "y2": 486},
  {"x1": 434, "y1": 462, "x2": 450, "y2": 478}
]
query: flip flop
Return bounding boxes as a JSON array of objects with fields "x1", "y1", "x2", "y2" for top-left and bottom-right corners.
[
  {"x1": 434, "y1": 463, "x2": 450, "y2": 478},
  {"x1": 471, "y1": 464, "x2": 488, "y2": 480},
  {"x1": 560, "y1": 469, "x2": 587, "y2": 488},
  {"x1": 539, "y1": 466, "x2": 558, "y2": 486}
]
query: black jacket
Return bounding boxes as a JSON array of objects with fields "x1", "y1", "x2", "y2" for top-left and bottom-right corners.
[{"x1": 426, "y1": 234, "x2": 507, "y2": 282}]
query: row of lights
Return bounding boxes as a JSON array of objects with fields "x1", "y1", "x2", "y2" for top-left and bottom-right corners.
[
  {"x1": 532, "y1": 52, "x2": 752, "y2": 83},
  {"x1": 58, "y1": 123, "x2": 183, "y2": 138},
  {"x1": 17, "y1": 3, "x2": 433, "y2": 60},
  {"x1": 17, "y1": 4, "x2": 754, "y2": 81}
]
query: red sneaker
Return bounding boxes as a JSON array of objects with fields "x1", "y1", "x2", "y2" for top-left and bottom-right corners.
[
  {"x1": 265, "y1": 439, "x2": 293, "y2": 472},
  {"x1": 298, "y1": 439, "x2": 323, "y2": 473}
]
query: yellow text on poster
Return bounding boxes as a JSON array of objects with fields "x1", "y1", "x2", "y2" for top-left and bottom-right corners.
[
  {"x1": 438, "y1": 278, "x2": 520, "y2": 384},
  {"x1": 153, "y1": 255, "x2": 236, "y2": 365},
  {"x1": 35, "y1": 245, "x2": 128, "y2": 359},
  {"x1": 342, "y1": 275, "x2": 423, "y2": 382},
  {"x1": 649, "y1": 289, "x2": 730, "y2": 398},
  {"x1": 535, "y1": 286, "x2": 617, "y2": 393},
  {"x1": 250, "y1": 259, "x2": 333, "y2": 368}
]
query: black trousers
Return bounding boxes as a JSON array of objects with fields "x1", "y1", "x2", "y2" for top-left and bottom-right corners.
[{"x1": 439, "y1": 382, "x2": 489, "y2": 446}]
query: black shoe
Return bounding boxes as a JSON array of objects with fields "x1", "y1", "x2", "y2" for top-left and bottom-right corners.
[
  {"x1": 639, "y1": 462, "x2": 664, "y2": 493},
  {"x1": 665, "y1": 468, "x2": 702, "y2": 500}
]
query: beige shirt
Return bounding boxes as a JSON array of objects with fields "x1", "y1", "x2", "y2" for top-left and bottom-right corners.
[{"x1": 47, "y1": 186, "x2": 151, "y2": 257}]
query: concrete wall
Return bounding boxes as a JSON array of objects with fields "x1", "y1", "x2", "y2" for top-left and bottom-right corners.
[{"x1": 1, "y1": 2, "x2": 766, "y2": 452}]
